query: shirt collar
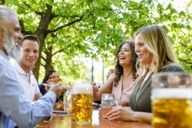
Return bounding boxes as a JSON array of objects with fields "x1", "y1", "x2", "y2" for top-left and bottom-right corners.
[{"x1": 9, "y1": 58, "x2": 32, "y2": 76}]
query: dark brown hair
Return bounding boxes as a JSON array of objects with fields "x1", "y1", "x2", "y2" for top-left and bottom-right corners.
[
  {"x1": 114, "y1": 40, "x2": 137, "y2": 87},
  {"x1": 22, "y1": 35, "x2": 40, "y2": 44},
  {"x1": 42, "y1": 70, "x2": 56, "y2": 83}
]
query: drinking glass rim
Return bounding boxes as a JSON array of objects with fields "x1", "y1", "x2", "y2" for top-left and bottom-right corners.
[
  {"x1": 152, "y1": 72, "x2": 190, "y2": 78},
  {"x1": 152, "y1": 72, "x2": 192, "y2": 89}
]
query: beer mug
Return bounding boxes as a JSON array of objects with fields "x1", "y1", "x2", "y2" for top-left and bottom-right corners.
[
  {"x1": 99, "y1": 93, "x2": 114, "y2": 119},
  {"x1": 71, "y1": 82, "x2": 93, "y2": 125},
  {"x1": 151, "y1": 72, "x2": 192, "y2": 128}
]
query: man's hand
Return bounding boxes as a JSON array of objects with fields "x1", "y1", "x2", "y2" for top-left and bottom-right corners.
[{"x1": 48, "y1": 83, "x2": 66, "y2": 98}]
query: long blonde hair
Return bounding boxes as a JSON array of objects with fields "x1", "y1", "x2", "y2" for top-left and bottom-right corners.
[{"x1": 135, "y1": 25, "x2": 176, "y2": 75}]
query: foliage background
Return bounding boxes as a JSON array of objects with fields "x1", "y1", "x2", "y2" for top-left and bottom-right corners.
[{"x1": 1, "y1": 0, "x2": 192, "y2": 85}]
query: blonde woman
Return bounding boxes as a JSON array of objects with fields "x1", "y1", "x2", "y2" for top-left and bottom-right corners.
[{"x1": 105, "y1": 25, "x2": 184, "y2": 122}]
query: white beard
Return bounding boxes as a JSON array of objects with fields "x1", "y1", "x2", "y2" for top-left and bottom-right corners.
[{"x1": 3, "y1": 31, "x2": 23, "y2": 62}]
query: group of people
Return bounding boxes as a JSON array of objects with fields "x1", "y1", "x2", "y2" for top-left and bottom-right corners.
[
  {"x1": 0, "y1": 5, "x2": 185, "y2": 128},
  {"x1": 93, "y1": 23, "x2": 184, "y2": 122},
  {"x1": 0, "y1": 6, "x2": 65, "y2": 128}
]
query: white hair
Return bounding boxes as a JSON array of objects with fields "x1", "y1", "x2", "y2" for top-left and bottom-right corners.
[
  {"x1": 0, "y1": 6, "x2": 22, "y2": 61},
  {"x1": 3, "y1": 30, "x2": 23, "y2": 62},
  {"x1": 0, "y1": 6, "x2": 17, "y2": 30}
]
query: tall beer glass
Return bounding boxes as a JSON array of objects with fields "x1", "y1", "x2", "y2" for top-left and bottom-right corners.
[
  {"x1": 151, "y1": 72, "x2": 192, "y2": 128},
  {"x1": 71, "y1": 82, "x2": 92, "y2": 125}
]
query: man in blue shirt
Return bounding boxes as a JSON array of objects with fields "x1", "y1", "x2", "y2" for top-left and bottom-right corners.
[{"x1": 0, "y1": 6, "x2": 64, "y2": 128}]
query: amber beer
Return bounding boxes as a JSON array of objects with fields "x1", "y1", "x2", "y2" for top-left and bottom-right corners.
[
  {"x1": 152, "y1": 73, "x2": 192, "y2": 128},
  {"x1": 99, "y1": 106, "x2": 112, "y2": 119},
  {"x1": 152, "y1": 88, "x2": 192, "y2": 128},
  {"x1": 71, "y1": 82, "x2": 92, "y2": 125}
]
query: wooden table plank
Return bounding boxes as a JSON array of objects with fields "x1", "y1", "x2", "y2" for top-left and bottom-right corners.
[{"x1": 36, "y1": 110, "x2": 151, "y2": 128}]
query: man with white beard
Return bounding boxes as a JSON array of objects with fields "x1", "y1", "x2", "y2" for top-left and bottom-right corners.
[{"x1": 0, "y1": 6, "x2": 64, "y2": 128}]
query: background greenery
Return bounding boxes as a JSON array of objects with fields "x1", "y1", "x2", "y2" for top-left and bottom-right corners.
[{"x1": 1, "y1": 0, "x2": 192, "y2": 85}]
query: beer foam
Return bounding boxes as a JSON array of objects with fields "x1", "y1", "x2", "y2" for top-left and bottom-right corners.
[
  {"x1": 72, "y1": 82, "x2": 92, "y2": 94},
  {"x1": 152, "y1": 88, "x2": 192, "y2": 99}
]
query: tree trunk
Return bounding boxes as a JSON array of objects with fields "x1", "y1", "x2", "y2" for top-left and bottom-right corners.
[
  {"x1": 0, "y1": 0, "x2": 5, "y2": 4},
  {"x1": 33, "y1": 4, "x2": 53, "y2": 81}
]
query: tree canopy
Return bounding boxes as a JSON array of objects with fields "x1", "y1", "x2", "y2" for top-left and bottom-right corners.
[{"x1": 1, "y1": 0, "x2": 192, "y2": 84}]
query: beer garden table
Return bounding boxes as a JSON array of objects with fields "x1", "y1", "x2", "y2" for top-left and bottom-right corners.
[{"x1": 36, "y1": 110, "x2": 151, "y2": 128}]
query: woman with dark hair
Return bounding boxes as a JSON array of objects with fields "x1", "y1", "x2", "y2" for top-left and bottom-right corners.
[
  {"x1": 39, "y1": 70, "x2": 61, "y2": 95},
  {"x1": 105, "y1": 25, "x2": 184, "y2": 123},
  {"x1": 93, "y1": 40, "x2": 138, "y2": 106},
  {"x1": 42, "y1": 70, "x2": 56, "y2": 83}
]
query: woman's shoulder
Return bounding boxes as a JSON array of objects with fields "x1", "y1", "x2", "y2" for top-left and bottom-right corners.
[{"x1": 160, "y1": 63, "x2": 185, "y2": 72}]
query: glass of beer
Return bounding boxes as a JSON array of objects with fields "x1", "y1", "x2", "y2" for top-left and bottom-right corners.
[
  {"x1": 99, "y1": 93, "x2": 114, "y2": 119},
  {"x1": 71, "y1": 82, "x2": 93, "y2": 125},
  {"x1": 151, "y1": 72, "x2": 192, "y2": 128},
  {"x1": 63, "y1": 89, "x2": 72, "y2": 114}
]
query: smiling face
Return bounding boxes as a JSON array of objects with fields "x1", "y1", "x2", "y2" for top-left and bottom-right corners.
[
  {"x1": 0, "y1": 12, "x2": 23, "y2": 61},
  {"x1": 118, "y1": 43, "x2": 132, "y2": 67},
  {"x1": 135, "y1": 33, "x2": 153, "y2": 65},
  {"x1": 19, "y1": 39, "x2": 39, "y2": 73},
  {"x1": 48, "y1": 72, "x2": 61, "y2": 84}
]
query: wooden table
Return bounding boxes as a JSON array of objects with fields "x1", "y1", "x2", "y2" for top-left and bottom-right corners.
[{"x1": 36, "y1": 110, "x2": 151, "y2": 128}]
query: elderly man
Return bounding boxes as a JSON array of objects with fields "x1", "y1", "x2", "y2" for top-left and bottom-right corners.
[
  {"x1": 0, "y1": 6, "x2": 63, "y2": 128},
  {"x1": 10, "y1": 35, "x2": 42, "y2": 101}
]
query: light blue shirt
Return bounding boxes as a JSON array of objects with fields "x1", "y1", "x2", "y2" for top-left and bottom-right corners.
[{"x1": 0, "y1": 51, "x2": 56, "y2": 128}]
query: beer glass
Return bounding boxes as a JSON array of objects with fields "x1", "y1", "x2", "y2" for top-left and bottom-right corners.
[
  {"x1": 63, "y1": 89, "x2": 72, "y2": 114},
  {"x1": 151, "y1": 72, "x2": 192, "y2": 128},
  {"x1": 99, "y1": 93, "x2": 114, "y2": 119},
  {"x1": 71, "y1": 82, "x2": 93, "y2": 125}
]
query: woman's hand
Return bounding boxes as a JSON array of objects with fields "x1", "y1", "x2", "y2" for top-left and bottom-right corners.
[
  {"x1": 118, "y1": 100, "x2": 129, "y2": 107},
  {"x1": 92, "y1": 83, "x2": 98, "y2": 94},
  {"x1": 104, "y1": 106, "x2": 137, "y2": 121},
  {"x1": 92, "y1": 82, "x2": 99, "y2": 101}
]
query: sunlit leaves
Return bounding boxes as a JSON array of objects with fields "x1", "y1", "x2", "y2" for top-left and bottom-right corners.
[{"x1": 3, "y1": 0, "x2": 192, "y2": 81}]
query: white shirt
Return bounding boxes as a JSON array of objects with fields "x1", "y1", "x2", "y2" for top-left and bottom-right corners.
[{"x1": 9, "y1": 58, "x2": 41, "y2": 101}]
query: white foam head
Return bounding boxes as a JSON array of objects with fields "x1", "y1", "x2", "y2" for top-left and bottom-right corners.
[
  {"x1": 72, "y1": 82, "x2": 92, "y2": 94},
  {"x1": 152, "y1": 88, "x2": 192, "y2": 100}
]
